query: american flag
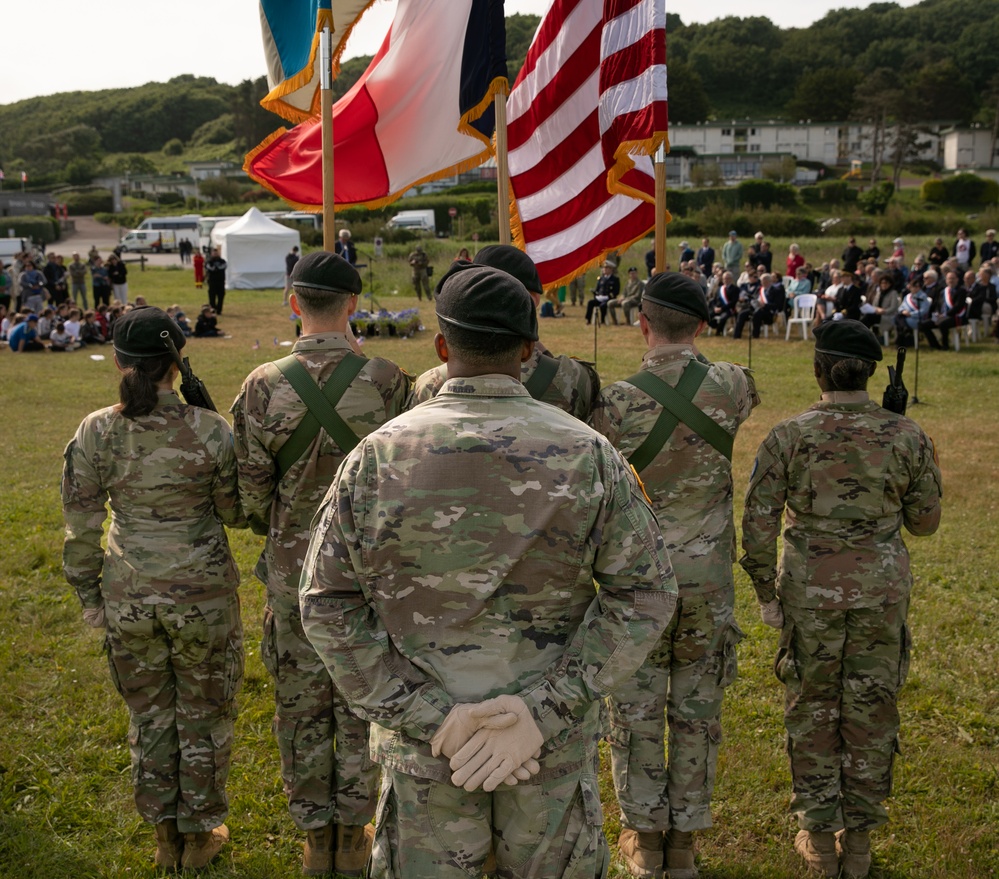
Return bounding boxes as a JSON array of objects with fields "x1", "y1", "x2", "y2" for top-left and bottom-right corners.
[{"x1": 507, "y1": 0, "x2": 668, "y2": 288}]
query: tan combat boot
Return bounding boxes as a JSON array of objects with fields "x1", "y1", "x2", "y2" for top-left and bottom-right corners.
[
  {"x1": 334, "y1": 823, "x2": 374, "y2": 877},
  {"x1": 664, "y1": 829, "x2": 698, "y2": 879},
  {"x1": 617, "y1": 828, "x2": 664, "y2": 878},
  {"x1": 836, "y1": 829, "x2": 872, "y2": 879},
  {"x1": 303, "y1": 823, "x2": 334, "y2": 876},
  {"x1": 181, "y1": 824, "x2": 229, "y2": 870},
  {"x1": 153, "y1": 819, "x2": 183, "y2": 870},
  {"x1": 794, "y1": 829, "x2": 839, "y2": 878}
]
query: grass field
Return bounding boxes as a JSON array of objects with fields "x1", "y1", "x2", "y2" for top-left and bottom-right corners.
[{"x1": 1, "y1": 243, "x2": 997, "y2": 878}]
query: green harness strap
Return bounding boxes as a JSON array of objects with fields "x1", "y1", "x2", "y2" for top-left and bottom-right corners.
[
  {"x1": 624, "y1": 360, "x2": 734, "y2": 473},
  {"x1": 274, "y1": 352, "x2": 367, "y2": 478},
  {"x1": 523, "y1": 353, "x2": 559, "y2": 400}
]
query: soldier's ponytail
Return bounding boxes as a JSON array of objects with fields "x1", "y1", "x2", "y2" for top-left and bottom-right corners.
[
  {"x1": 814, "y1": 351, "x2": 875, "y2": 392},
  {"x1": 116, "y1": 352, "x2": 174, "y2": 418}
]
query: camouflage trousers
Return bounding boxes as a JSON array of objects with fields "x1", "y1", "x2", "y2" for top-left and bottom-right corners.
[
  {"x1": 412, "y1": 271, "x2": 431, "y2": 301},
  {"x1": 777, "y1": 600, "x2": 911, "y2": 833},
  {"x1": 104, "y1": 593, "x2": 243, "y2": 833},
  {"x1": 608, "y1": 586, "x2": 743, "y2": 833},
  {"x1": 262, "y1": 588, "x2": 378, "y2": 830},
  {"x1": 370, "y1": 767, "x2": 608, "y2": 879}
]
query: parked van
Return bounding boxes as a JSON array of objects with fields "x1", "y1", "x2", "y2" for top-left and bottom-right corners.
[
  {"x1": 387, "y1": 209, "x2": 436, "y2": 234},
  {"x1": 0, "y1": 237, "x2": 30, "y2": 263},
  {"x1": 136, "y1": 215, "x2": 201, "y2": 235},
  {"x1": 118, "y1": 229, "x2": 179, "y2": 252}
]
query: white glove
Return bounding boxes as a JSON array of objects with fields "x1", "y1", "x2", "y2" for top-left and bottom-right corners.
[
  {"x1": 82, "y1": 604, "x2": 106, "y2": 628},
  {"x1": 430, "y1": 699, "x2": 520, "y2": 759},
  {"x1": 449, "y1": 695, "x2": 545, "y2": 793},
  {"x1": 759, "y1": 598, "x2": 784, "y2": 629}
]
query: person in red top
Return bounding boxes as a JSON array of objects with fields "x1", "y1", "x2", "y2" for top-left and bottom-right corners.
[
  {"x1": 193, "y1": 250, "x2": 205, "y2": 288},
  {"x1": 787, "y1": 243, "x2": 805, "y2": 278}
]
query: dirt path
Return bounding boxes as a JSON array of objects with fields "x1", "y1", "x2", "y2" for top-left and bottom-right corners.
[{"x1": 60, "y1": 215, "x2": 186, "y2": 267}]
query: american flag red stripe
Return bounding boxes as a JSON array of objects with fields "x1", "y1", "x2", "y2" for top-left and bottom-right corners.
[{"x1": 508, "y1": 0, "x2": 668, "y2": 289}]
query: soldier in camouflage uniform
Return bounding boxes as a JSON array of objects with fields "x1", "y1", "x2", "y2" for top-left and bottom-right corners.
[
  {"x1": 231, "y1": 252, "x2": 410, "y2": 876},
  {"x1": 590, "y1": 273, "x2": 758, "y2": 879},
  {"x1": 300, "y1": 263, "x2": 678, "y2": 879},
  {"x1": 409, "y1": 245, "x2": 599, "y2": 420},
  {"x1": 408, "y1": 245, "x2": 431, "y2": 301},
  {"x1": 61, "y1": 306, "x2": 244, "y2": 871},
  {"x1": 740, "y1": 320, "x2": 942, "y2": 879}
]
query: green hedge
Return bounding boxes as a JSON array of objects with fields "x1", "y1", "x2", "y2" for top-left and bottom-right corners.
[
  {"x1": 736, "y1": 179, "x2": 799, "y2": 209},
  {"x1": 920, "y1": 174, "x2": 999, "y2": 206},
  {"x1": 801, "y1": 181, "x2": 858, "y2": 205},
  {"x1": 2, "y1": 215, "x2": 60, "y2": 245},
  {"x1": 63, "y1": 188, "x2": 114, "y2": 215}
]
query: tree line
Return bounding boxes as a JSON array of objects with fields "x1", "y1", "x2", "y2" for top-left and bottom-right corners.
[{"x1": 667, "y1": 0, "x2": 999, "y2": 128}]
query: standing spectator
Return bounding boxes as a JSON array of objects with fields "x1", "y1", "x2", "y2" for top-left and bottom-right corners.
[
  {"x1": 591, "y1": 273, "x2": 756, "y2": 879},
  {"x1": 756, "y1": 240, "x2": 774, "y2": 273},
  {"x1": 282, "y1": 245, "x2": 300, "y2": 306},
  {"x1": 741, "y1": 320, "x2": 940, "y2": 879},
  {"x1": 928, "y1": 238, "x2": 949, "y2": 267},
  {"x1": 841, "y1": 237, "x2": 863, "y2": 273},
  {"x1": 334, "y1": 229, "x2": 356, "y2": 265},
  {"x1": 888, "y1": 238, "x2": 905, "y2": 265},
  {"x1": 68, "y1": 252, "x2": 88, "y2": 309},
  {"x1": 407, "y1": 245, "x2": 431, "y2": 301},
  {"x1": 87, "y1": 244, "x2": 100, "y2": 264},
  {"x1": 20, "y1": 260, "x2": 47, "y2": 313},
  {"x1": 107, "y1": 253, "x2": 128, "y2": 305},
  {"x1": 645, "y1": 246, "x2": 656, "y2": 277},
  {"x1": 205, "y1": 248, "x2": 228, "y2": 314},
  {"x1": 787, "y1": 243, "x2": 805, "y2": 278},
  {"x1": 231, "y1": 253, "x2": 409, "y2": 875},
  {"x1": 61, "y1": 307, "x2": 245, "y2": 871},
  {"x1": 8, "y1": 313, "x2": 45, "y2": 351},
  {"x1": 678, "y1": 240, "x2": 694, "y2": 264},
  {"x1": 567, "y1": 271, "x2": 586, "y2": 306},
  {"x1": 193, "y1": 249, "x2": 205, "y2": 289},
  {"x1": 586, "y1": 260, "x2": 620, "y2": 325},
  {"x1": 953, "y1": 228, "x2": 976, "y2": 271},
  {"x1": 696, "y1": 238, "x2": 715, "y2": 276},
  {"x1": 980, "y1": 229, "x2": 998, "y2": 263},
  {"x1": 91, "y1": 257, "x2": 112, "y2": 309},
  {"x1": 861, "y1": 238, "x2": 880, "y2": 262},
  {"x1": 45, "y1": 253, "x2": 69, "y2": 307},
  {"x1": 722, "y1": 230, "x2": 743, "y2": 274}
]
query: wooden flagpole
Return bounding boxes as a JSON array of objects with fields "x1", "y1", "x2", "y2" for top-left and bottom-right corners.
[
  {"x1": 654, "y1": 142, "x2": 667, "y2": 274},
  {"x1": 495, "y1": 92, "x2": 511, "y2": 245},
  {"x1": 320, "y1": 26, "x2": 336, "y2": 250}
]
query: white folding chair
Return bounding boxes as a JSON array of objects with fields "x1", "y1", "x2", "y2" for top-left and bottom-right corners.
[{"x1": 785, "y1": 294, "x2": 817, "y2": 341}]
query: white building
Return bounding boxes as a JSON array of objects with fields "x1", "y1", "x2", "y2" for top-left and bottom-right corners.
[{"x1": 940, "y1": 127, "x2": 999, "y2": 171}]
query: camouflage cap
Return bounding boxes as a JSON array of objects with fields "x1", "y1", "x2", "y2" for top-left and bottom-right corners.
[
  {"x1": 112, "y1": 305, "x2": 186, "y2": 357},
  {"x1": 436, "y1": 263, "x2": 539, "y2": 341},
  {"x1": 642, "y1": 271, "x2": 710, "y2": 322},
  {"x1": 473, "y1": 245, "x2": 543, "y2": 297},
  {"x1": 291, "y1": 251, "x2": 361, "y2": 295},
  {"x1": 813, "y1": 319, "x2": 883, "y2": 362}
]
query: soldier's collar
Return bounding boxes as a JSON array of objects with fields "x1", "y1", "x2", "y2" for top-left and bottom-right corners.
[
  {"x1": 643, "y1": 343, "x2": 698, "y2": 365},
  {"x1": 819, "y1": 391, "x2": 870, "y2": 404}
]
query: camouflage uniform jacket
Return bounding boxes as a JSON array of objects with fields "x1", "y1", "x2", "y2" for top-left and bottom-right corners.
[
  {"x1": 230, "y1": 333, "x2": 410, "y2": 594},
  {"x1": 62, "y1": 391, "x2": 244, "y2": 610},
  {"x1": 741, "y1": 391, "x2": 942, "y2": 609},
  {"x1": 300, "y1": 375, "x2": 677, "y2": 782},
  {"x1": 590, "y1": 344, "x2": 757, "y2": 596},
  {"x1": 408, "y1": 341, "x2": 599, "y2": 420}
]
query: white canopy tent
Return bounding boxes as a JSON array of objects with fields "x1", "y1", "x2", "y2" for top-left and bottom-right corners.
[{"x1": 211, "y1": 207, "x2": 300, "y2": 289}]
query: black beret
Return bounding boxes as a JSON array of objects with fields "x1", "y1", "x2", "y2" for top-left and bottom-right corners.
[
  {"x1": 436, "y1": 263, "x2": 538, "y2": 342},
  {"x1": 813, "y1": 319, "x2": 883, "y2": 362},
  {"x1": 112, "y1": 306, "x2": 186, "y2": 358},
  {"x1": 642, "y1": 271, "x2": 710, "y2": 322},
  {"x1": 291, "y1": 251, "x2": 361, "y2": 295},
  {"x1": 473, "y1": 245, "x2": 543, "y2": 297}
]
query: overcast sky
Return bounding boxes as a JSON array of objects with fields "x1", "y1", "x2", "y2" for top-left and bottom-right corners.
[{"x1": 1, "y1": 0, "x2": 925, "y2": 106}]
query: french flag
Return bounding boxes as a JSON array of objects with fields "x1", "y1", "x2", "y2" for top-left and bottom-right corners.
[{"x1": 246, "y1": 0, "x2": 507, "y2": 210}]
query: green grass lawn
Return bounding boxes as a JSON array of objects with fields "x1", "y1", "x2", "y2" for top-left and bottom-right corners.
[{"x1": 1, "y1": 250, "x2": 997, "y2": 878}]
